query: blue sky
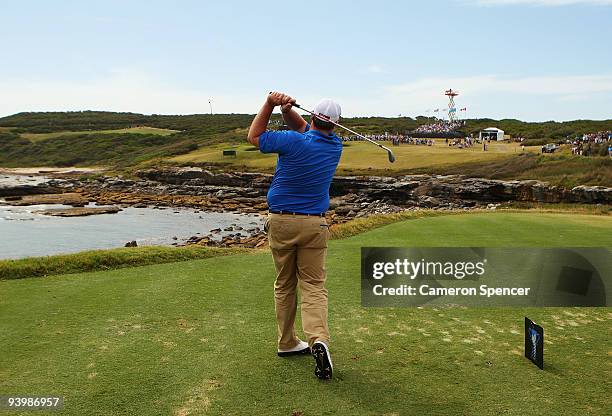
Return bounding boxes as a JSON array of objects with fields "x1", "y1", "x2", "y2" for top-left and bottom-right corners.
[{"x1": 1, "y1": 0, "x2": 611, "y2": 121}]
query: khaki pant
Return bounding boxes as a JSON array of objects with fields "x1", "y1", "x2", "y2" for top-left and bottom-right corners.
[{"x1": 265, "y1": 213, "x2": 330, "y2": 350}]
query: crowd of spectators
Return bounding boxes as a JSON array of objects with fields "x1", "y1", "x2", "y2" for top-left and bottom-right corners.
[
  {"x1": 341, "y1": 134, "x2": 434, "y2": 146},
  {"x1": 342, "y1": 134, "x2": 398, "y2": 142},
  {"x1": 339, "y1": 129, "x2": 612, "y2": 156},
  {"x1": 446, "y1": 137, "x2": 476, "y2": 149},
  {"x1": 568, "y1": 131, "x2": 612, "y2": 156},
  {"x1": 414, "y1": 120, "x2": 464, "y2": 134},
  {"x1": 394, "y1": 137, "x2": 434, "y2": 146},
  {"x1": 576, "y1": 131, "x2": 612, "y2": 144}
]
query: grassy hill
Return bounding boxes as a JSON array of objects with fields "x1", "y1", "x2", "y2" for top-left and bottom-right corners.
[
  {"x1": 415, "y1": 151, "x2": 612, "y2": 188},
  {"x1": 1, "y1": 111, "x2": 610, "y2": 142},
  {"x1": 0, "y1": 131, "x2": 198, "y2": 168},
  {"x1": 0, "y1": 111, "x2": 610, "y2": 186},
  {"x1": 1, "y1": 212, "x2": 610, "y2": 415},
  {"x1": 0, "y1": 111, "x2": 255, "y2": 134},
  {"x1": 0, "y1": 112, "x2": 260, "y2": 168},
  {"x1": 22, "y1": 126, "x2": 179, "y2": 142},
  {"x1": 172, "y1": 140, "x2": 611, "y2": 187}
]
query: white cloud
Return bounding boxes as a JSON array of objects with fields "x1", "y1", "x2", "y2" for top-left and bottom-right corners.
[
  {"x1": 1, "y1": 70, "x2": 611, "y2": 121},
  {"x1": 0, "y1": 69, "x2": 340, "y2": 118},
  {"x1": 387, "y1": 74, "x2": 612, "y2": 97},
  {"x1": 0, "y1": 69, "x2": 264, "y2": 117},
  {"x1": 334, "y1": 74, "x2": 612, "y2": 120},
  {"x1": 464, "y1": 0, "x2": 612, "y2": 6}
]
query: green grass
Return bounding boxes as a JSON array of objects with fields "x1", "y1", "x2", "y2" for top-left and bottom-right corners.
[
  {"x1": 419, "y1": 152, "x2": 612, "y2": 188},
  {"x1": 1, "y1": 212, "x2": 611, "y2": 415},
  {"x1": 2, "y1": 110, "x2": 610, "y2": 186},
  {"x1": 21, "y1": 126, "x2": 179, "y2": 142},
  {"x1": 0, "y1": 132, "x2": 199, "y2": 168},
  {"x1": 2, "y1": 111, "x2": 611, "y2": 143},
  {"x1": 3, "y1": 209, "x2": 602, "y2": 281},
  {"x1": 0, "y1": 246, "x2": 246, "y2": 281},
  {"x1": 169, "y1": 140, "x2": 611, "y2": 187},
  {"x1": 1, "y1": 111, "x2": 611, "y2": 185},
  {"x1": 170, "y1": 139, "x2": 528, "y2": 175}
]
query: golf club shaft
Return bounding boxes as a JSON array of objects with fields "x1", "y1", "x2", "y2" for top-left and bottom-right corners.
[{"x1": 292, "y1": 103, "x2": 393, "y2": 153}]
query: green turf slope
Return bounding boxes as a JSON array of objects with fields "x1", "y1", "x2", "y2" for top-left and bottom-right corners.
[{"x1": 1, "y1": 213, "x2": 610, "y2": 415}]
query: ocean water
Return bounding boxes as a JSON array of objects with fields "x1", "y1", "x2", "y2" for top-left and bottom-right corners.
[
  {"x1": 0, "y1": 173, "x2": 52, "y2": 187},
  {"x1": 0, "y1": 203, "x2": 264, "y2": 259}
]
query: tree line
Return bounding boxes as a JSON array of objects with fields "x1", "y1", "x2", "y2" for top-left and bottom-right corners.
[{"x1": 1, "y1": 111, "x2": 610, "y2": 143}]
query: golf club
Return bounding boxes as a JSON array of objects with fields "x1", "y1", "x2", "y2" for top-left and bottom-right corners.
[
  {"x1": 292, "y1": 103, "x2": 396, "y2": 163},
  {"x1": 269, "y1": 93, "x2": 396, "y2": 163}
]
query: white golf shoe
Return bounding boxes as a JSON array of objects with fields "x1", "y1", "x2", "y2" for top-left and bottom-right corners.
[{"x1": 277, "y1": 340, "x2": 310, "y2": 357}]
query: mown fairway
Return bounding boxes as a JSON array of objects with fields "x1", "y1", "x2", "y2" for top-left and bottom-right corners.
[
  {"x1": 1, "y1": 212, "x2": 611, "y2": 415},
  {"x1": 169, "y1": 140, "x2": 610, "y2": 186},
  {"x1": 171, "y1": 139, "x2": 534, "y2": 175},
  {"x1": 21, "y1": 126, "x2": 179, "y2": 142}
]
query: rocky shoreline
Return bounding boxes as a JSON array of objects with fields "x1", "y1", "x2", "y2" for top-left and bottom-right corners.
[
  {"x1": 1, "y1": 167, "x2": 610, "y2": 249},
  {"x1": 32, "y1": 206, "x2": 122, "y2": 217},
  {"x1": 77, "y1": 167, "x2": 610, "y2": 216}
]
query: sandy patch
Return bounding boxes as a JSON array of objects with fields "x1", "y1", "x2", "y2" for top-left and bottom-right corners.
[
  {"x1": 0, "y1": 167, "x2": 103, "y2": 175},
  {"x1": 174, "y1": 379, "x2": 221, "y2": 416}
]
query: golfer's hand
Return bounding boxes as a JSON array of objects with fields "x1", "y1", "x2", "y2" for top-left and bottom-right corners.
[
  {"x1": 267, "y1": 92, "x2": 294, "y2": 108},
  {"x1": 267, "y1": 92, "x2": 283, "y2": 107},
  {"x1": 281, "y1": 98, "x2": 296, "y2": 113}
]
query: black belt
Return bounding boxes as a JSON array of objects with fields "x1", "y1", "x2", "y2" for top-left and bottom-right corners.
[{"x1": 270, "y1": 210, "x2": 325, "y2": 217}]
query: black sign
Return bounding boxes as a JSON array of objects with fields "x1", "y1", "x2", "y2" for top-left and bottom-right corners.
[{"x1": 524, "y1": 317, "x2": 544, "y2": 370}]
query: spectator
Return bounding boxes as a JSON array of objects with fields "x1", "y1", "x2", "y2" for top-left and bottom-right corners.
[{"x1": 414, "y1": 120, "x2": 462, "y2": 134}]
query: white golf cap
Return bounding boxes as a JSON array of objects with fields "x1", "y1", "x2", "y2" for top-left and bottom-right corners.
[{"x1": 313, "y1": 98, "x2": 341, "y2": 123}]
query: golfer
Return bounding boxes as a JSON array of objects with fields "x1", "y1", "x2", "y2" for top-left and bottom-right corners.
[{"x1": 247, "y1": 91, "x2": 343, "y2": 380}]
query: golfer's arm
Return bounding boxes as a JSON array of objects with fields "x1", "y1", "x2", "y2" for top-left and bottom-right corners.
[
  {"x1": 282, "y1": 108, "x2": 308, "y2": 133},
  {"x1": 247, "y1": 101, "x2": 274, "y2": 147}
]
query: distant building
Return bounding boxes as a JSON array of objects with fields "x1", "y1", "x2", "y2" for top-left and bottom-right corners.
[{"x1": 479, "y1": 127, "x2": 505, "y2": 141}]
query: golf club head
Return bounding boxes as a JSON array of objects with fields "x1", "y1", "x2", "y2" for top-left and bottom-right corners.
[{"x1": 387, "y1": 150, "x2": 396, "y2": 163}]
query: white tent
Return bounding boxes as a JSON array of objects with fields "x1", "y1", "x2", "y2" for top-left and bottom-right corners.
[{"x1": 479, "y1": 127, "x2": 505, "y2": 141}]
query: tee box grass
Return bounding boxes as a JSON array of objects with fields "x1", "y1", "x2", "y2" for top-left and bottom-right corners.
[{"x1": 0, "y1": 212, "x2": 611, "y2": 415}]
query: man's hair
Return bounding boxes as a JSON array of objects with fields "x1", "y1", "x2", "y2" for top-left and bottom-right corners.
[{"x1": 312, "y1": 116, "x2": 335, "y2": 131}]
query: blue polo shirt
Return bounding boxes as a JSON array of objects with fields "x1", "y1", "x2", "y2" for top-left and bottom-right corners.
[{"x1": 259, "y1": 125, "x2": 343, "y2": 214}]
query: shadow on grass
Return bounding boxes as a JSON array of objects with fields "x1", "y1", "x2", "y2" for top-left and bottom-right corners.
[{"x1": 544, "y1": 363, "x2": 563, "y2": 376}]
